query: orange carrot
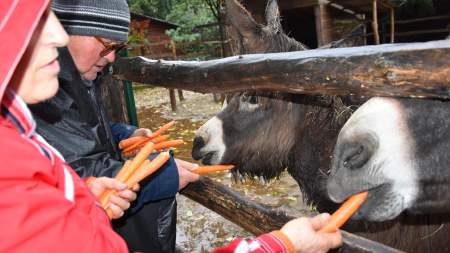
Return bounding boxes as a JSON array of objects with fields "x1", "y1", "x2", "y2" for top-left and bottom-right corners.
[
  {"x1": 118, "y1": 142, "x2": 155, "y2": 181},
  {"x1": 150, "y1": 121, "x2": 176, "y2": 139},
  {"x1": 192, "y1": 165, "x2": 235, "y2": 175},
  {"x1": 100, "y1": 160, "x2": 150, "y2": 208},
  {"x1": 320, "y1": 191, "x2": 368, "y2": 233},
  {"x1": 123, "y1": 135, "x2": 170, "y2": 155},
  {"x1": 122, "y1": 138, "x2": 149, "y2": 153},
  {"x1": 153, "y1": 140, "x2": 184, "y2": 151},
  {"x1": 122, "y1": 149, "x2": 139, "y2": 158},
  {"x1": 106, "y1": 152, "x2": 171, "y2": 219},
  {"x1": 125, "y1": 151, "x2": 171, "y2": 188},
  {"x1": 118, "y1": 136, "x2": 148, "y2": 149},
  {"x1": 99, "y1": 160, "x2": 132, "y2": 206},
  {"x1": 101, "y1": 143, "x2": 154, "y2": 208},
  {"x1": 150, "y1": 135, "x2": 169, "y2": 144}
]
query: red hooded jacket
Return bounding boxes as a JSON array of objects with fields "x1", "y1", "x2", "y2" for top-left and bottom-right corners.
[{"x1": 0, "y1": 1, "x2": 128, "y2": 252}]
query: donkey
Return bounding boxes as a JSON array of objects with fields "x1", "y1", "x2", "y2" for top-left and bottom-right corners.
[
  {"x1": 192, "y1": 0, "x2": 450, "y2": 252},
  {"x1": 328, "y1": 97, "x2": 450, "y2": 221}
]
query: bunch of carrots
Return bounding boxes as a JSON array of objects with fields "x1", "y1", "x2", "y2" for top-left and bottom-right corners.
[
  {"x1": 100, "y1": 141, "x2": 171, "y2": 219},
  {"x1": 98, "y1": 121, "x2": 235, "y2": 219},
  {"x1": 119, "y1": 121, "x2": 184, "y2": 157}
]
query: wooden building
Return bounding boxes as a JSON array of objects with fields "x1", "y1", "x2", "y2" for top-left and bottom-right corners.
[
  {"x1": 241, "y1": 0, "x2": 449, "y2": 48},
  {"x1": 129, "y1": 12, "x2": 178, "y2": 59}
]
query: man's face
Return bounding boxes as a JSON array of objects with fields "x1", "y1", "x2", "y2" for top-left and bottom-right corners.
[{"x1": 67, "y1": 35, "x2": 117, "y2": 80}]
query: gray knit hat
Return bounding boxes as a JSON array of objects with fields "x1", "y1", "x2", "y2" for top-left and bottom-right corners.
[{"x1": 52, "y1": 0, "x2": 130, "y2": 42}]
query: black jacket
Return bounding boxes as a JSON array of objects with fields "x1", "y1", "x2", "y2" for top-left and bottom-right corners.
[{"x1": 30, "y1": 48, "x2": 123, "y2": 177}]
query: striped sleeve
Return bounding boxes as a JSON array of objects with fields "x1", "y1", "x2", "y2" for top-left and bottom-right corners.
[{"x1": 212, "y1": 232, "x2": 294, "y2": 253}]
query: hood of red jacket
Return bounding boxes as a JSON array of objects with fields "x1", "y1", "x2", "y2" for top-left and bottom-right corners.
[{"x1": 0, "y1": 0, "x2": 50, "y2": 101}]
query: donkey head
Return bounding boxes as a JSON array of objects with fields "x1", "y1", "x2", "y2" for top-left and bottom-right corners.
[{"x1": 328, "y1": 97, "x2": 450, "y2": 221}]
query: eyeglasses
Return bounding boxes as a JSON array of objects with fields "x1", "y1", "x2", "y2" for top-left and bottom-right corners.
[{"x1": 95, "y1": 37, "x2": 127, "y2": 57}]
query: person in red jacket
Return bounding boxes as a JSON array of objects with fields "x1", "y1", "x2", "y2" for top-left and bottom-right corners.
[{"x1": 0, "y1": 0, "x2": 136, "y2": 251}]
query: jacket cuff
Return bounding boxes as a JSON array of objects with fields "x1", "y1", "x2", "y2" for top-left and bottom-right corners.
[
  {"x1": 256, "y1": 232, "x2": 294, "y2": 253},
  {"x1": 270, "y1": 230, "x2": 295, "y2": 253}
]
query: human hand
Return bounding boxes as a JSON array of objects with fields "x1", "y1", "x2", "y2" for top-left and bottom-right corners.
[
  {"x1": 130, "y1": 128, "x2": 152, "y2": 138},
  {"x1": 175, "y1": 158, "x2": 200, "y2": 190},
  {"x1": 88, "y1": 177, "x2": 140, "y2": 219},
  {"x1": 281, "y1": 213, "x2": 342, "y2": 253}
]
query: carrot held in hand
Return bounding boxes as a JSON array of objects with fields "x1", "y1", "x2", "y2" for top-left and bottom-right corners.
[
  {"x1": 99, "y1": 160, "x2": 132, "y2": 207},
  {"x1": 150, "y1": 120, "x2": 176, "y2": 139},
  {"x1": 105, "y1": 152, "x2": 171, "y2": 219},
  {"x1": 125, "y1": 151, "x2": 171, "y2": 188},
  {"x1": 103, "y1": 160, "x2": 150, "y2": 217},
  {"x1": 101, "y1": 142, "x2": 154, "y2": 207},
  {"x1": 320, "y1": 191, "x2": 368, "y2": 233},
  {"x1": 119, "y1": 142, "x2": 155, "y2": 182},
  {"x1": 153, "y1": 140, "x2": 184, "y2": 151},
  {"x1": 192, "y1": 165, "x2": 235, "y2": 175},
  {"x1": 118, "y1": 136, "x2": 148, "y2": 149},
  {"x1": 150, "y1": 135, "x2": 169, "y2": 144},
  {"x1": 122, "y1": 138, "x2": 149, "y2": 153}
]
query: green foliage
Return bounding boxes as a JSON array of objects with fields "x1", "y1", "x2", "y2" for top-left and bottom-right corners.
[
  {"x1": 128, "y1": 0, "x2": 222, "y2": 60},
  {"x1": 166, "y1": 0, "x2": 216, "y2": 41},
  {"x1": 128, "y1": 0, "x2": 172, "y2": 19}
]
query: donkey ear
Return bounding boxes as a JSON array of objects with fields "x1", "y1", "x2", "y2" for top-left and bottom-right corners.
[
  {"x1": 225, "y1": 0, "x2": 259, "y2": 38},
  {"x1": 265, "y1": 0, "x2": 282, "y2": 32}
]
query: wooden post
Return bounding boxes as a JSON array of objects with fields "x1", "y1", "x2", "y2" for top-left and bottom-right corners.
[
  {"x1": 178, "y1": 89, "x2": 185, "y2": 101},
  {"x1": 372, "y1": 0, "x2": 380, "y2": 44},
  {"x1": 169, "y1": 40, "x2": 180, "y2": 109},
  {"x1": 169, "y1": 89, "x2": 177, "y2": 111},
  {"x1": 314, "y1": 4, "x2": 333, "y2": 47},
  {"x1": 390, "y1": 7, "x2": 395, "y2": 43}
]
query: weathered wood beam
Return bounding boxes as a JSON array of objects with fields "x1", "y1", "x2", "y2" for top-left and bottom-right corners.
[
  {"x1": 181, "y1": 177, "x2": 404, "y2": 253},
  {"x1": 113, "y1": 40, "x2": 450, "y2": 99}
]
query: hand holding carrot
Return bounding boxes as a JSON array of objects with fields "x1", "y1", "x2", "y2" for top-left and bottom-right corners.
[
  {"x1": 130, "y1": 128, "x2": 153, "y2": 138},
  {"x1": 87, "y1": 177, "x2": 139, "y2": 219},
  {"x1": 175, "y1": 158, "x2": 200, "y2": 190},
  {"x1": 281, "y1": 213, "x2": 342, "y2": 253}
]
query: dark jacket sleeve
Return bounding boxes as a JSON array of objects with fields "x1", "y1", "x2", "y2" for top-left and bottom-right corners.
[{"x1": 109, "y1": 122, "x2": 137, "y2": 143}]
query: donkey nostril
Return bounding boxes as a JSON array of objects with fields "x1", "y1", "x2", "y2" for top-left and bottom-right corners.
[
  {"x1": 342, "y1": 134, "x2": 378, "y2": 170},
  {"x1": 191, "y1": 137, "x2": 206, "y2": 160}
]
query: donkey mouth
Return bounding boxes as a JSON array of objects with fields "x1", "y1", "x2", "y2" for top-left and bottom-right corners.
[
  {"x1": 192, "y1": 150, "x2": 218, "y2": 165},
  {"x1": 349, "y1": 183, "x2": 402, "y2": 221},
  {"x1": 201, "y1": 152, "x2": 216, "y2": 165}
]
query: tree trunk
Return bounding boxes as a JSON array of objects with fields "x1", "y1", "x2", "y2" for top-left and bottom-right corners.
[{"x1": 113, "y1": 40, "x2": 450, "y2": 99}]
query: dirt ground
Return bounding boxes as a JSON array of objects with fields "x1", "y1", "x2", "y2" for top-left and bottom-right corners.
[{"x1": 133, "y1": 86, "x2": 305, "y2": 252}]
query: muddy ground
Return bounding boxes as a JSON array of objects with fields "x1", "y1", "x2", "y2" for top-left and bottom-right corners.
[{"x1": 134, "y1": 86, "x2": 307, "y2": 252}]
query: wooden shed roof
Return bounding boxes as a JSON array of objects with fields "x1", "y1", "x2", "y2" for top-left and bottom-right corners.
[{"x1": 130, "y1": 12, "x2": 178, "y2": 29}]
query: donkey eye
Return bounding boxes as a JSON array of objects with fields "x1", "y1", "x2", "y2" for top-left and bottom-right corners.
[
  {"x1": 241, "y1": 94, "x2": 259, "y2": 104},
  {"x1": 248, "y1": 96, "x2": 258, "y2": 104},
  {"x1": 239, "y1": 93, "x2": 260, "y2": 112}
]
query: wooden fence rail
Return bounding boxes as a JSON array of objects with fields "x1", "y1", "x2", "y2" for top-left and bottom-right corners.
[{"x1": 113, "y1": 39, "x2": 450, "y2": 99}]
